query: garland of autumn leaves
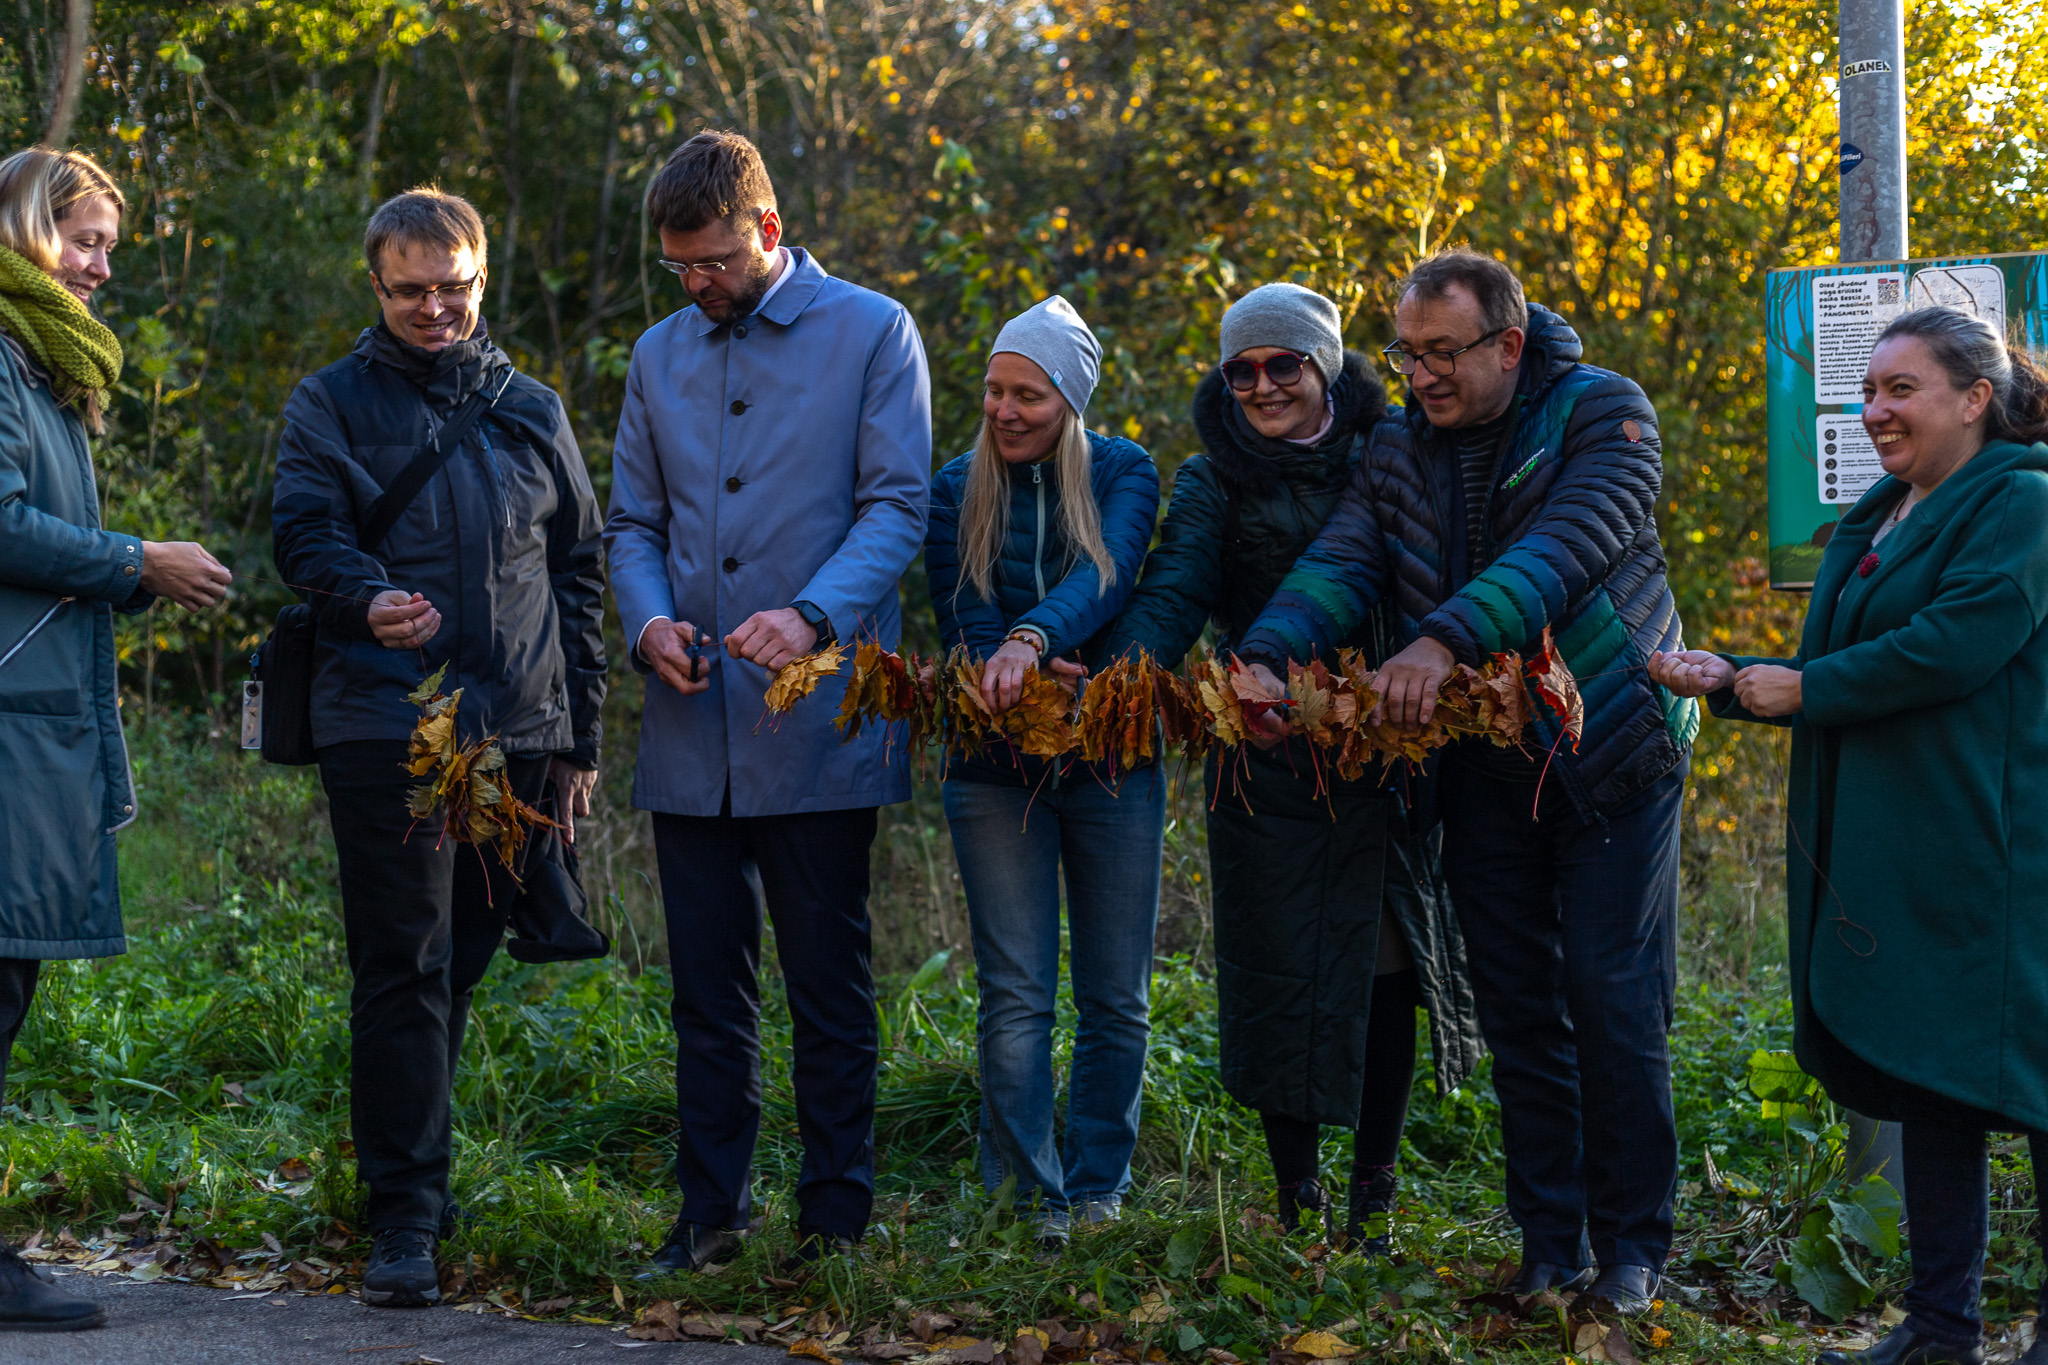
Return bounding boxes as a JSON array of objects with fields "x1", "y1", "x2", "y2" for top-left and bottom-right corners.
[{"x1": 763, "y1": 629, "x2": 1585, "y2": 782}]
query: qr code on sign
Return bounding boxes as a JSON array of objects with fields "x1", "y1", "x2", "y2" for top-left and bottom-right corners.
[{"x1": 1877, "y1": 278, "x2": 1902, "y2": 305}]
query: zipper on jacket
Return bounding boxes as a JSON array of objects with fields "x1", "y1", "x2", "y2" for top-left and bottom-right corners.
[
  {"x1": 1031, "y1": 462, "x2": 1048, "y2": 601},
  {"x1": 479, "y1": 426, "x2": 513, "y2": 531}
]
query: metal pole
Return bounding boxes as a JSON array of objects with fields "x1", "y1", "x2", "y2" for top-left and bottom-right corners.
[
  {"x1": 1837, "y1": 0, "x2": 1909, "y2": 1201},
  {"x1": 1838, "y1": 0, "x2": 1908, "y2": 261}
]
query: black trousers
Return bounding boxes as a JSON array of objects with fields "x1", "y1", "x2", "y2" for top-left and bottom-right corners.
[
  {"x1": 1439, "y1": 756, "x2": 1684, "y2": 1273},
  {"x1": 1843, "y1": 1070, "x2": 2048, "y2": 1344},
  {"x1": 0, "y1": 956, "x2": 42, "y2": 1106},
  {"x1": 652, "y1": 801, "x2": 880, "y2": 1243},
  {"x1": 319, "y1": 739, "x2": 547, "y2": 1234}
]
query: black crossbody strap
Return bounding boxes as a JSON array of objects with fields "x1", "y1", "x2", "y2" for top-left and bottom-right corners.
[{"x1": 357, "y1": 372, "x2": 510, "y2": 553}]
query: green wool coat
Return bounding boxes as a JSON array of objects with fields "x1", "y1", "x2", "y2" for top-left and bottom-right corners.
[
  {"x1": 0, "y1": 335, "x2": 149, "y2": 960},
  {"x1": 1713, "y1": 439, "x2": 2048, "y2": 1130}
]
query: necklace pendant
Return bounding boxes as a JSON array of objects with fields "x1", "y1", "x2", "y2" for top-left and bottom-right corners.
[{"x1": 1858, "y1": 552, "x2": 1880, "y2": 578}]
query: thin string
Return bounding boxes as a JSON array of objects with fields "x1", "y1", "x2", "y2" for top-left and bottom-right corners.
[{"x1": 237, "y1": 572, "x2": 433, "y2": 677}]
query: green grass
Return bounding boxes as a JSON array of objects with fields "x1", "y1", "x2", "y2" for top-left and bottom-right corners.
[{"x1": 1, "y1": 721, "x2": 2040, "y2": 1361}]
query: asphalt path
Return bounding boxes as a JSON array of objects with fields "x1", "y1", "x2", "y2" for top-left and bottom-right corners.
[{"x1": 3, "y1": 1271, "x2": 793, "y2": 1365}]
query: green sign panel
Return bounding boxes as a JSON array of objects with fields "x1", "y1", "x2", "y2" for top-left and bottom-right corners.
[{"x1": 1764, "y1": 250, "x2": 2048, "y2": 588}]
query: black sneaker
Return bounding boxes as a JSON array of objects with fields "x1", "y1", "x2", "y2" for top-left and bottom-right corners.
[
  {"x1": 640, "y1": 1218, "x2": 746, "y2": 1278},
  {"x1": 0, "y1": 1244, "x2": 104, "y2": 1332},
  {"x1": 779, "y1": 1227, "x2": 856, "y2": 1273},
  {"x1": 361, "y1": 1228, "x2": 441, "y2": 1307}
]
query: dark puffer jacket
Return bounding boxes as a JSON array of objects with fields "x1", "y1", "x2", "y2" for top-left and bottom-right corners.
[
  {"x1": 1107, "y1": 354, "x2": 1483, "y2": 1119},
  {"x1": 1238, "y1": 305, "x2": 1696, "y2": 816},
  {"x1": 272, "y1": 323, "x2": 607, "y2": 766},
  {"x1": 926, "y1": 430, "x2": 1159, "y2": 785}
]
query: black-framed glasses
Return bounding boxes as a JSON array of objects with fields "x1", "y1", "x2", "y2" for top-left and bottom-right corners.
[
  {"x1": 375, "y1": 273, "x2": 484, "y2": 307},
  {"x1": 1220, "y1": 351, "x2": 1309, "y2": 393},
  {"x1": 1382, "y1": 327, "x2": 1506, "y2": 377}
]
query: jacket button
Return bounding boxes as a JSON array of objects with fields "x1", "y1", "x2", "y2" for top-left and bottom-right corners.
[
  {"x1": 123, "y1": 565, "x2": 136, "y2": 575},
  {"x1": 734, "y1": 324, "x2": 748, "y2": 339},
  {"x1": 723, "y1": 556, "x2": 739, "y2": 572},
  {"x1": 725, "y1": 476, "x2": 742, "y2": 493},
  {"x1": 122, "y1": 804, "x2": 133, "y2": 815},
  {"x1": 729, "y1": 399, "x2": 746, "y2": 416}
]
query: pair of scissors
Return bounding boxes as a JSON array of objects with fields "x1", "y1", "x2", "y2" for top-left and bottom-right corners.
[{"x1": 686, "y1": 628, "x2": 712, "y2": 681}]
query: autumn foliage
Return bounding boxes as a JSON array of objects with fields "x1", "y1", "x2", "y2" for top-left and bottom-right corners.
[
  {"x1": 764, "y1": 632, "x2": 1584, "y2": 779},
  {"x1": 404, "y1": 664, "x2": 557, "y2": 871}
]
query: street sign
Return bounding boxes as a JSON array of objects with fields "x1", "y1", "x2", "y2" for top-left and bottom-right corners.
[{"x1": 1763, "y1": 251, "x2": 2048, "y2": 589}]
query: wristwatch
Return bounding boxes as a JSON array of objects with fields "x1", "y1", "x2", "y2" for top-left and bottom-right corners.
[{"x1": 792, "y1": 599, "x2": 835, "y2": 645}]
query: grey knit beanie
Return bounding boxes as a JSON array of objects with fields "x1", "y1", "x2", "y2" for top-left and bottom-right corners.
[
  {"x1": 990, "y1": 295, "x2": 1102, "y2": 416},
  {"x1": 1219, "y1": 283, "x2": 1344, "y2": 386}
]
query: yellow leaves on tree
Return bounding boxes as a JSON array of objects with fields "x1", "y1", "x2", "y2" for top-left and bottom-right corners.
[{"x1": 405, "y1": 664, "x2": 555, "y2": 872}]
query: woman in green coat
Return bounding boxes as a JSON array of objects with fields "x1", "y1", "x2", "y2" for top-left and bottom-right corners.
[
  {"x1": 1109, "y1": 284, "x2": 1481, "y2": 1251},
  {"x1": 0, "y1": 147, "x2": 230, "y2": 1333},
  {"x1": 1653, "y1": 307, "x2": 2048, "y2": 1365}
]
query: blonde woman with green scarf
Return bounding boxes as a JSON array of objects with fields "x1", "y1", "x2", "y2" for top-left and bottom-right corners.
[{"x1": 0, "y1": 147, "x2": 230, "y2": 1334}]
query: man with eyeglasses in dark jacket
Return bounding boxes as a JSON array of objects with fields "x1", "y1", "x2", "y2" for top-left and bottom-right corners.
[
  {"x1": 271, "y1": 187, "x2": 606, "y2": 1308},
  {"x1": 1238, "y1": 249, "x2": 1695, "y2": 1315}
]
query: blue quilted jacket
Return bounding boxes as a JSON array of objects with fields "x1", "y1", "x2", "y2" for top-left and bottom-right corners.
[
  {"x1": 1237, "y1": 304, "x2": 1696, "y2": 816},
  {"x1": 927, "y1": 430, "x2": 1159, "y2": 784}
]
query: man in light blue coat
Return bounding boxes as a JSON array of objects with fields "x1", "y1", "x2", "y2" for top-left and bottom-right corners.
[{"x1": 604, "y1": 131, "x2": 931, "y2": 1274}]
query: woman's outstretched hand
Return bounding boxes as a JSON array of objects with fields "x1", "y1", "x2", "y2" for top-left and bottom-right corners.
[
  {"x1": 1733, "y1": 664, "x2": 1803, "y2": 717},
  {"x1": 1647, "y1": 649, "x2": 1734, "y2": 698},
  {"x1": 980, "y1": 637, "x2": 1043, "y2": 713}
]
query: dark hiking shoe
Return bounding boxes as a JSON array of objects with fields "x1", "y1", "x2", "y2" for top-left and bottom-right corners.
[
  {"x1": 1817, "y1": 1325, "x2": 1985, "y2": 1365},
  {"x1": 640, "y1": 1218, "x2": 746, "y2": 1278},
  {"x1": 361, "y1": 1228, "x2": 441, "y2": 1307},
  {"x1": 0, "y1": 1244, "x2": 104, "y2": 1332},
  {"x1": 1276, "y1": 1177, "x2": 1333, "y2": 1238},
  {"x1": 1505, "y1": 1261, "x2": 1595, "y2": 1297},
  {"x1": 1346, "y1": 1165, "x2": 1399, "y2": 1257},
  {"x1": 1579, "y1": 1264, "x2": 1657, "y2": 1316}
]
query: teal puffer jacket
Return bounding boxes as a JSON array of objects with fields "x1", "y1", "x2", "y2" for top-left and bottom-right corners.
[
  {"x1": 925, "y1": 430, "x2": 1159, "y2": 785},
  {"x1": 0, "y1": 335, "x2": 152, "y2": 960}
]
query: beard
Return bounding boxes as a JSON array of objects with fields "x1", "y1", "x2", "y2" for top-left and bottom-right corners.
[{"x1": 697, "y1": 251, "x2": 778, "y2": 322}]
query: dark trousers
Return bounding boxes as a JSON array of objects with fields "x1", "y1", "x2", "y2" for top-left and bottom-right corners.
[
  {"x1": 652, "y1": 801, "x2": 880, "y2": 1242},
  {"x1": 1856, "y1": 1073, "x2": 2048, "y2": 1344},
  {"x1": 0, "y1": 956, "x2": 41, "y2": 1106},
  {"x1": 1261, "y1": 968, "x2": 1422, "y2": 1186},
  {"x1": 1439, "y1": 756, "x2": 1684, "y2": 1273},
  {"x1": 319, "y1": 739, "x2": 546, "y2": 1234}
]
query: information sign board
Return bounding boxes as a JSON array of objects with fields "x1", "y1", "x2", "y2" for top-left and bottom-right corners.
[{"x1": 1764, "y1": 251, "x2": 2048, "y2": 588}]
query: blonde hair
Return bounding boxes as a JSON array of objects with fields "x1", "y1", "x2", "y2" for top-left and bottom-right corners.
[
  {"x1": 0, "y1": 147, "x2": 125, "y2": 272},
  {"x1": 955, "y1": 406, "x2": 1117, "y2": 606}
]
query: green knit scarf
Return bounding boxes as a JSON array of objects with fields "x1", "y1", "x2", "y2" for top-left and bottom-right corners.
[{"x1": 0, "y1": 243, "x2": 122, "y2": 431}]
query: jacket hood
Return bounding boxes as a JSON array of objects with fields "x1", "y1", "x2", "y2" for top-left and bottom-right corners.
[
  {"x1": 355, "y1": 319, "x2": 512, "y2": 407},
  {"x1": 1193, "y1": 349, "x2": 1388, "y2": 495}
]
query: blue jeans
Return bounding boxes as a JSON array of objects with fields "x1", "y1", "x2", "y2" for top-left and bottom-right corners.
[{"x1": 943, "y1": 768, "x2": 1166, "y2": 1215}]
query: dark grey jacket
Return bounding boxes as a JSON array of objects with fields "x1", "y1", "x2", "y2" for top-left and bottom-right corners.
[
  {"x1": 0, "y1": 336, "x2": 149, "y2": 959},
  {"x1": 271, "y1": 324, "x2": 605, "y2": 764}
]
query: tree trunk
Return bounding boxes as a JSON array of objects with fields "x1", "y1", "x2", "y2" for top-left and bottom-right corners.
[
  {"x1": 359, "y1": 58, "x2": 392, "y2": 212},
  {"x1": 43, "y1": 0, "x2": 92, "y2": 146}
]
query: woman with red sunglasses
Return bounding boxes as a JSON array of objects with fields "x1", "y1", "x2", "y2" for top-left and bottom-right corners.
[{"x1": 1108, "y1": 284, "x2": 1481, "y2": 1250}]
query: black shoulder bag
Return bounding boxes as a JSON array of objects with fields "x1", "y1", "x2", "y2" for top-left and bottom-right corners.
[{"x1": 249, "y1": 386, "x2": 500, "y2": 766}]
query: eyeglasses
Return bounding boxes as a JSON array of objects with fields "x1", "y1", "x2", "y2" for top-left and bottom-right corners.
[
  {"x1": 1382, "y1": 327, "x2": 1506, "y2": 377},
  {"x1": 375, "y1": 273, "x2": 484, "y2": 307},
  {"x1": 656, "y1": 243, "x2": 752, "y2": 279},
  {"x1": 1220, "y1": 352, "x2": 1309, "y2": 393}
]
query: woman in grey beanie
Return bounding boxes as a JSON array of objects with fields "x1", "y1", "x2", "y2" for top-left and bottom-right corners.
[
  {"x1": 924, "y1": 296, "x2": 1163, "y2": 1249},
  {"x1": 1105, "y1": 281, "x2": 1481, "y2": 1253}
]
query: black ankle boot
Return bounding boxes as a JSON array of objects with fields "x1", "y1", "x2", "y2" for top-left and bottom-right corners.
[
  {"x1": 1816, "y1": 1324, "x2": 1985, "y2": 1365},
  {"x1": 0, "y1": 1244, "x2": 105, "y2": 1332},
  {"x1": 1276, "y1": 1177, "x2": 1332, "y2": 1238},
  {"x1": 1347, "y1": 1165, "x2": 1398, "y2": 1256}
]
